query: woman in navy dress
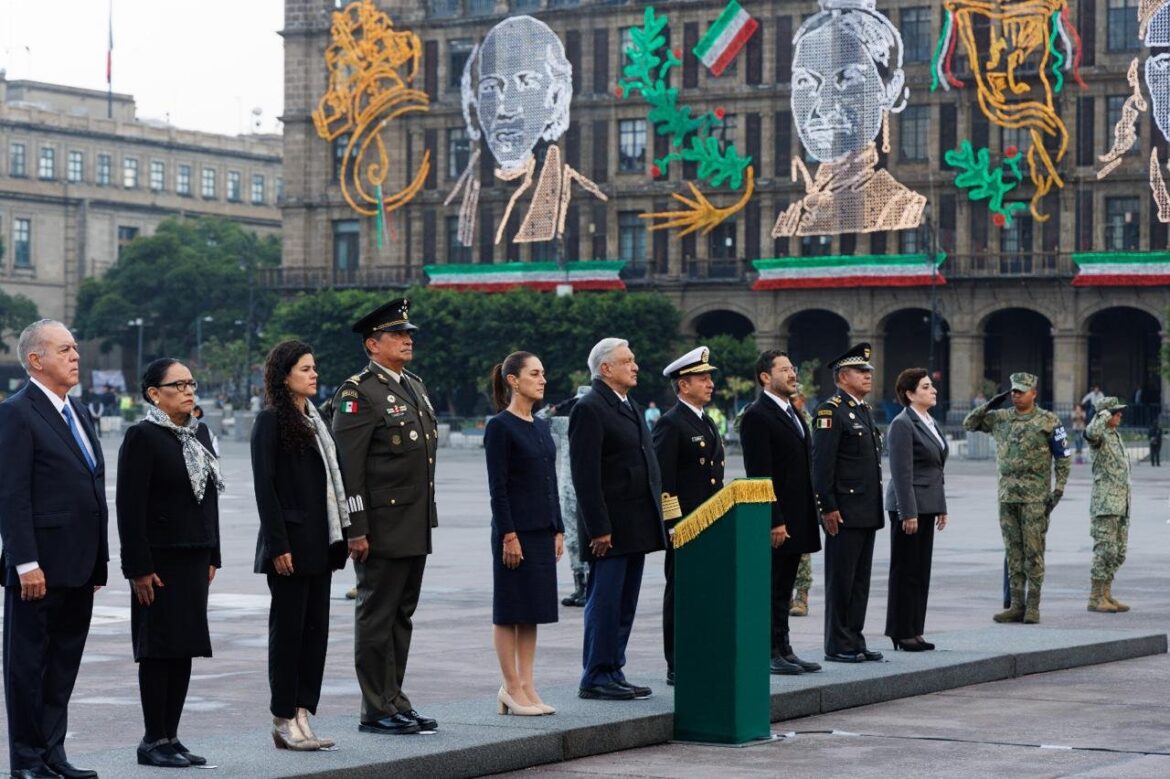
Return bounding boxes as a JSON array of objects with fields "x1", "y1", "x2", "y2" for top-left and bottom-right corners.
[{"x1": 485, "y1": 351, "x2": 564, "y2": 716}]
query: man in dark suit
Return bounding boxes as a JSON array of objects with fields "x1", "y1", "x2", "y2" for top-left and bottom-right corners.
[
  {"x1": 812, "y1": 343, "x2": 884, "y2": 664},
  {"x1": 570, "y1": 338, "x2": 667, "y2": 701},
  {"x1": 0, "y1": 320, "x2": 107, "y2": 779},
  {"x1": 652, "y1": 346, "x2": 724, "y2": 686},
  {"x1": 741, "y1": 350, "x2": 823, "y2": 675},
  {"x1": 332, "y1": 299, "x2": 439, "y2": 735}
]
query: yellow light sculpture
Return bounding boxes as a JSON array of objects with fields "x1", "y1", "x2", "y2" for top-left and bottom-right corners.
[{"x1": 312, "y1": 0, "x2": 430, "y2": 218}]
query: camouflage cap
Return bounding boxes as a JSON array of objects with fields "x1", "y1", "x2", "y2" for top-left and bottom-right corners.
[
  {"x1": 1096, "y1": 396, "x2": 1127, "y2": 414},
  {"x1": 1009, "y1": 372, "x2": 1037, "y2": 392}
]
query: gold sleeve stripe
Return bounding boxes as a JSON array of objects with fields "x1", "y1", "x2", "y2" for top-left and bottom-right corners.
[{"x1": 661, "y1": 493, "x2": 682, "y2": 521}]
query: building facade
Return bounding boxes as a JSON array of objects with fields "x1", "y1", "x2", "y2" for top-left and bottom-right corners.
[
  {"x1": 0, "y1": 74, "x2": 283, "y2": 373},
  {"x1": 280, "y1": 0, "x2": 1168, "y2": 418}
]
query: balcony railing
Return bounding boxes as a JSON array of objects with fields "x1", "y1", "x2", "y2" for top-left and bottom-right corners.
[
  {"x1": 942, "y1": 252, "x2": 1072, "y2": 278},
  {"x1": 256, "y1": 266, "x2": 421, "y2": 291}
]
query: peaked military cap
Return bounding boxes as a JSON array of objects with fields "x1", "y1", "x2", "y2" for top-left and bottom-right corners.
[
  {"x1": 1096, "y1": 396, "x2": 1127, "y2": 413},
  {"x1": 663, "y1": 346, "x2": 718, "y2": 378},
  {"x1": 1009, "y1": 372, "x2": 1037, "y2": 392},
  {"x1": 829, "y1": 342, "x2": 873, "y2": 371},
  {"x1": 352, "y1": 298, "x2": 419, "y2": 338}
]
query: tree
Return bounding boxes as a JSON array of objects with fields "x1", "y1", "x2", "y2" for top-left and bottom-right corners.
[
  {"x1": 265, "y1": 287, "x2": 683, "y2": 415},
  {"x1": 73, "y1": 218, "x2": 281, "y2": 369},
  {"x1": 0, "y1": 288, "x2": 39, "y2": 354}
]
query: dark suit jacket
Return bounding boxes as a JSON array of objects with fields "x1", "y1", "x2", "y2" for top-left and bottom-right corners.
[
  {"x1": 812, "y1": 392, "x2": 884, "y2": 530},
  {"x1": 651, "y1": 400, "x2": 724, "y2": 522},
  {"x1": 484, "y1": 412, "x2": 565, "y2": 536},
  {"x1": 0, "y1": 383, "x2": 108, "y2": 588},
  {"x1": 116, "y1": 420, "x2": 222, "y2": 579},
  {"x1": 251, "y1": 409, "x2": 348, "y2": 576},
  {"x1": 884, "y1": 407, "x2": 948, "y2": 521},
  {"x1": 740, "y1": 394, "x2": 823, "y2": 555},
  {"x1": 569, "y1": 379, "x2": 666, "y2": 561}
]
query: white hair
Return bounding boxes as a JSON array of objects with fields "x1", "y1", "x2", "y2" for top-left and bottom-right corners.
[
  {"x1": 17, "y1": 319, "x2": 67, "y2": 372},
  {"x1": 588, "y1": 337, "x2": 629, "y2": 379}
]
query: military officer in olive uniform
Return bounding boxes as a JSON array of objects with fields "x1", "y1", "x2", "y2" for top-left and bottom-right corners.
[
  {"x1": 651, "y1": 347, "x2": 725, "y2": 686},
  {"x1": 332, "y1": 299, "x2": 440, "y2": 735},
  {"x1": 812, "y1": 343, "x2": 884, "y2": 663}
]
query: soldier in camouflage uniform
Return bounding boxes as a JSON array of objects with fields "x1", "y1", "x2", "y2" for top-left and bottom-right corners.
[
  {"x1": 791, "y1": 386, "x2": 814, "y2": 617},
  {"x1": 964, "y1": 372, "x2": 1071, "y2": 624},
  {"x1": 1084, "y1": 397, "x2": 1131, "y2": 613},
  {"x1": 545, "y1": 387, "x2": 591, "y2": 607}
]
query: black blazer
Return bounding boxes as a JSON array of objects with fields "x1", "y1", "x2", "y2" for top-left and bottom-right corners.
[
  {"x1": 484, "y1": 412, "x2": 566, "y2": 536},
  {"x1": 0, "y1": 384, "x2": 108, "y2": 588},
  {"x1": 740, "y1": 394, "x2": 823, "y2": 555},
  {"x1": 651, "y1": 400, "x2": 725, "y2": 521},
  {"x1": 569, "y1": 379, "x2": 666, "y2": 561},
  {"x1": 116, "y1": 420, "x2": 222, "y2": 579},
  {"x1": 884, "y1": 407, "x2": 948, "y2": 520},
  {"x1": 251, "y1": 409, "x2": 348, "y2": 576}
]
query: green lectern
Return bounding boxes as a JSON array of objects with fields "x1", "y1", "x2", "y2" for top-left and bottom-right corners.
[{"x1": 672, "y1": 478, "x2": 775, "y2": 744}]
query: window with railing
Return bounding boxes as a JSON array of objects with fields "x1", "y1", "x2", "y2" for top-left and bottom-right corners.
[
  {"x1": 446, "y1": 215, "x2": 471, "y2": 263},
  {"x1": 999, "y1": 210, "x2": 1033, "y2": 272},
  {"x1": 1105, "y1": 196, "x2": 1141, "y2": 250},
  {"x1": 618, "y1": 119, "x2": 646, "y2": 173},
  {"x1": 707, "y1": 220, "x2": 737, "y2": 276}
]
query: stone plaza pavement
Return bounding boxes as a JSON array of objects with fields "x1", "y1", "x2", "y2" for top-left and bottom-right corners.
[{"x1": 1, "y1": 438, "x2": 1168, "y2": 776}]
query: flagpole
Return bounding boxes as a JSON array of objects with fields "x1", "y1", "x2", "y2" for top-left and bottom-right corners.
[{"x1": 106, "y1": 0, "x2": 113, "y2": 119}]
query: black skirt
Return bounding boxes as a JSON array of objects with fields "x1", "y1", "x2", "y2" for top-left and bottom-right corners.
[
  {"x1": 492, "y1": 528, "x2": 559, "y2": 626},
  {"x1": 131, "y1": 547, "x2": 213, "y2": 661}
]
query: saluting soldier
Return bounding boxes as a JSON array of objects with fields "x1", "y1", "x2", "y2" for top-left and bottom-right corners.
[
  {"x1": 651, "y1": 347, "x2": 725, "y2": 686},
  {"x1": 1084, "y1": 397, "x2": 1132, "y2": 613},
  {"x1": 331, "y1": 299, "x2": 440, "y2": 735},
  {"x1": 812, "y1": 343, "x2": 884, "y2": 663}
]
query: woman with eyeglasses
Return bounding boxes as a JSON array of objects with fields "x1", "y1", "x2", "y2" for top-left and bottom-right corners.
[{"x1": 116, "y1": 359, "x2": 224, "y2": 768}]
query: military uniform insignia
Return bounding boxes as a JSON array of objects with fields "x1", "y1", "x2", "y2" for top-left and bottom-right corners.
[
  {"x1": 848, "y1": 412, "x2": 856, "y2": 419},
  {"x1": 816, "y1": 417, "x2": 832, "y2": 429},
  {"x1": 392, "y1": 434, "x2": 402, "y2": 445},
  {"x1": 409, "y1": 430, "x2": 419, "y2": 441},
  {"x1": 341, "y1": 388, "x2": 359, "y2": 399},
  {"x1": 661, "y1": 492, "x2": 682, "y2": 521},
  {"x1": 690, "y1": 435, "x2": 704, "y2": 443},
  {"x1": 387, "y1": 394, "x2": 396, "y2": 403},
  {"x1": 340, "y1": 398, "x2": 360, "y2": 414}
]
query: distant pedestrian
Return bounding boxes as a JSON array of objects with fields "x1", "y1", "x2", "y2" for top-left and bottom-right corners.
[
  {"x1": 1071, "y1": 404, "x2": 1086, "y2": 463},
  {"x1": 643, "y1": 400, "x2": 661, "y2": 429},
  {"x1": 1149, "y1": 422, "x2": 1163, "y2": 467},
  {"x1": 1085, "y1": 398, "x2": 1132, "y2": 613},
  {"x1": 1081, "y1": 384, "x2": 1104, "y2": 416},
  {"x1": 484, "y1": 351, "x2": 564, "y2": 716}
]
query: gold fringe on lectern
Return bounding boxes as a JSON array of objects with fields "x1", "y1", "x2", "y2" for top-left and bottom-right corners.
[{"x1": 671, "y1": 479, "x2": 776, "y2": 550}]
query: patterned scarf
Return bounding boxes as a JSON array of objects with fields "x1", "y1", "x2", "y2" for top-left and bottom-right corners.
[
  {"x1": 145, "y1": 405, "x2": 225, "y2": 503},
  {"x1": 306, "y1": 401, "x2": 350, "y2": 543}
]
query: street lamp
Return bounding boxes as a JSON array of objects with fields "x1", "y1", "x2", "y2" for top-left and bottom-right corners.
[
  {"x1": 195, "y1": 315, "x2": 214, "y2": 366},
  {"x1": 127, "y1": 317, "x2": 144, "y2": 382}
]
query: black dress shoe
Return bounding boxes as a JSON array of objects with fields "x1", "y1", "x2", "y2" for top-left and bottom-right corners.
[
  {"x1": 824, "y1": 652, "x2": 866, "y2": 663},
  {"x1": 358, "y1": 713, "x2": 422, "y2": 734},
  {"x1": 769, "y1": 655, "x2": 805, "y2": 675},
  {"x1": 861, "y1": 649, "x2": 884, "y2": 661},
  {"x1": 169, "y1": 740, "x2": 206, "y2": 766},
  {"x1": 403, "y1": 709, "x2": 438, "y2": 731},
  {"x1": 137, "y1": 739, "x2": 191, "y2": 768},
  {"x1": 785, "y1": 653, "x2": 822, "y2": 672},
  {"x1": 11, "y1": 768, "x2": 63, "y2": 779},
  {"x1": 578, "y1": 681, "x2": 636, "y2": 700},
  {"x1": 666, "y1": 670, "x2": 675, "y2": 686},
  {"x1": 46, "y1": 762, "x2": 96, "y2": 779},
  {"x1": 614, "y1": 680, "x2": 653, "y2": 698}
]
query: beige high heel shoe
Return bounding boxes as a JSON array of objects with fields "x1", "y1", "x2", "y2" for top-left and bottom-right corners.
[
  {"x1": 532, "y1": 701, "x2": 556, "y2": 715},
  {"x1": 497, "y1": 686, "x2": 544, "y2": 716},
  {"x1": 296, "y1": 707, "x2": 335, "y2": 749},
  {"x1": 272, "y1": 716, "x2": 319, "y2": 751}
]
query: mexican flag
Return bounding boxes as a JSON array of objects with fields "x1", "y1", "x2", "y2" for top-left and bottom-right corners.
[
  {"x1": 1071, "y1": 253, "x2": 1170, "y2": 286},
  {"x1": 752, "y1": 254, "x2": 947, "y2": 290},
  {"x1": 694, "y1": 0, "x2": 759, "y2": 77},
  {"x1": 424, "y1": 261, "x2": 627, "y2": 292}
]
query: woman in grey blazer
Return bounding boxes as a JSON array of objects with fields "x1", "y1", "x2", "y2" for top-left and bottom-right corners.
[{"x1": 884, "y1": 368, "x2": 948, "y2": 652}]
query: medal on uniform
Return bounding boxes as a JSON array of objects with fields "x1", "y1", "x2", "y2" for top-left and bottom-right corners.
[
  {"x1": 392, "y1": 434, "x2": 401, "y2": 445},
  {"x1": 387, "y1": 394, "x2": 396, "y2": 403},
  {"x1": 849, "y1": 412, "x2": 856, "y2": 419},
  {"x1": 409, "y1": 430, "x2": 419, "y2": 441}
]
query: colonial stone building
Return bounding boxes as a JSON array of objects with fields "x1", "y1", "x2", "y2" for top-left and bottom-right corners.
[
  {"x1": 0, "y1": 74, "x2": 282, "y2": 374},
  {"x1": 279, "y1": 0, "x2": 1167, "y2": 419}
]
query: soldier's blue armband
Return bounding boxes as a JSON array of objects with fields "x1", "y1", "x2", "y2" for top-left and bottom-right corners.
[{"x1": 1050, "y1": 424, "x2": 1072, "y2": 459}]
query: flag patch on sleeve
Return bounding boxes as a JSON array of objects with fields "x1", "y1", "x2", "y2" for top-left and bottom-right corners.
[
  {"x1": 815, "y1": 417, "x2": 832, "y2": 429},
  {"x1": 340, "y1": 399, "x2": 359, "y2": 414}
]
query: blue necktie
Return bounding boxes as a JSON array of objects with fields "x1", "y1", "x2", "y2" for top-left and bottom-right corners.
[{"x1": 62, "y1": 404, "x2": 96, "y2": 472}]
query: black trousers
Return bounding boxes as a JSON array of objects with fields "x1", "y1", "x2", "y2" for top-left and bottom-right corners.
[
  {"x1": 823, "y1": 527, "x2": 876, "y2": 656},
  {"x1": 354, "y1": 555, "x2": 426, "y2": 721},
  {"x1": 770, "y1": 551, "x2": 801, "y2": 655},
  {"x1": 138, "y1": 657, "x2": 191, "y2": 743},
  {"x1": 885, "y1": 513, "x2": 936, "y2": 641},
  {"x1": 3, "y1": 584, "x2": 93, "y2": 770},
  {"x1": 267, "y1": 571, "x2": 333, "y2": 719}
]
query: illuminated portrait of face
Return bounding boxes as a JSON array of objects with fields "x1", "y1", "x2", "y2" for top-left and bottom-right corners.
[
  {"x1": 467, "y1": 16, "x2": 572, "y2": 172},
  {"x1": 1145, "y1": 5, "x2": 1170, "y2": 141},
  {"x1": 790, "y1": 2, "x2": 905, "y2": 164}
]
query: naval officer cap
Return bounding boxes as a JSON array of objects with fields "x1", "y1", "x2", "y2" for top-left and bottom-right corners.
[
  {"x1": 663, "y1": 346, "x2": 718, "y2": 379},
  {"x1": 351, "y1": 298, "x2": 419, "y2": 338},
  {"x1": 1009, "y1": 372, "x2": 1037, "y2": 392},
  {"x1": 829, "y1": 342, "x2": 874, "y2": 372}
]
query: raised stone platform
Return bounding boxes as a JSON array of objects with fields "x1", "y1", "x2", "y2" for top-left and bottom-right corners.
[{"x1": 70, "y1": 627, "x2": 1166, "y2": 778}]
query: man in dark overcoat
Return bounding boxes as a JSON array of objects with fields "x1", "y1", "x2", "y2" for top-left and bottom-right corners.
[
  {"x1": 740, "y1": 349, "x2": 823, "y2": 675},
  {"x1": 570, "y1": 337, "x2": 666, "y2": 700},
  {"x1": 332, "y1": 299, "x2": 439, "y2": 735}
]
